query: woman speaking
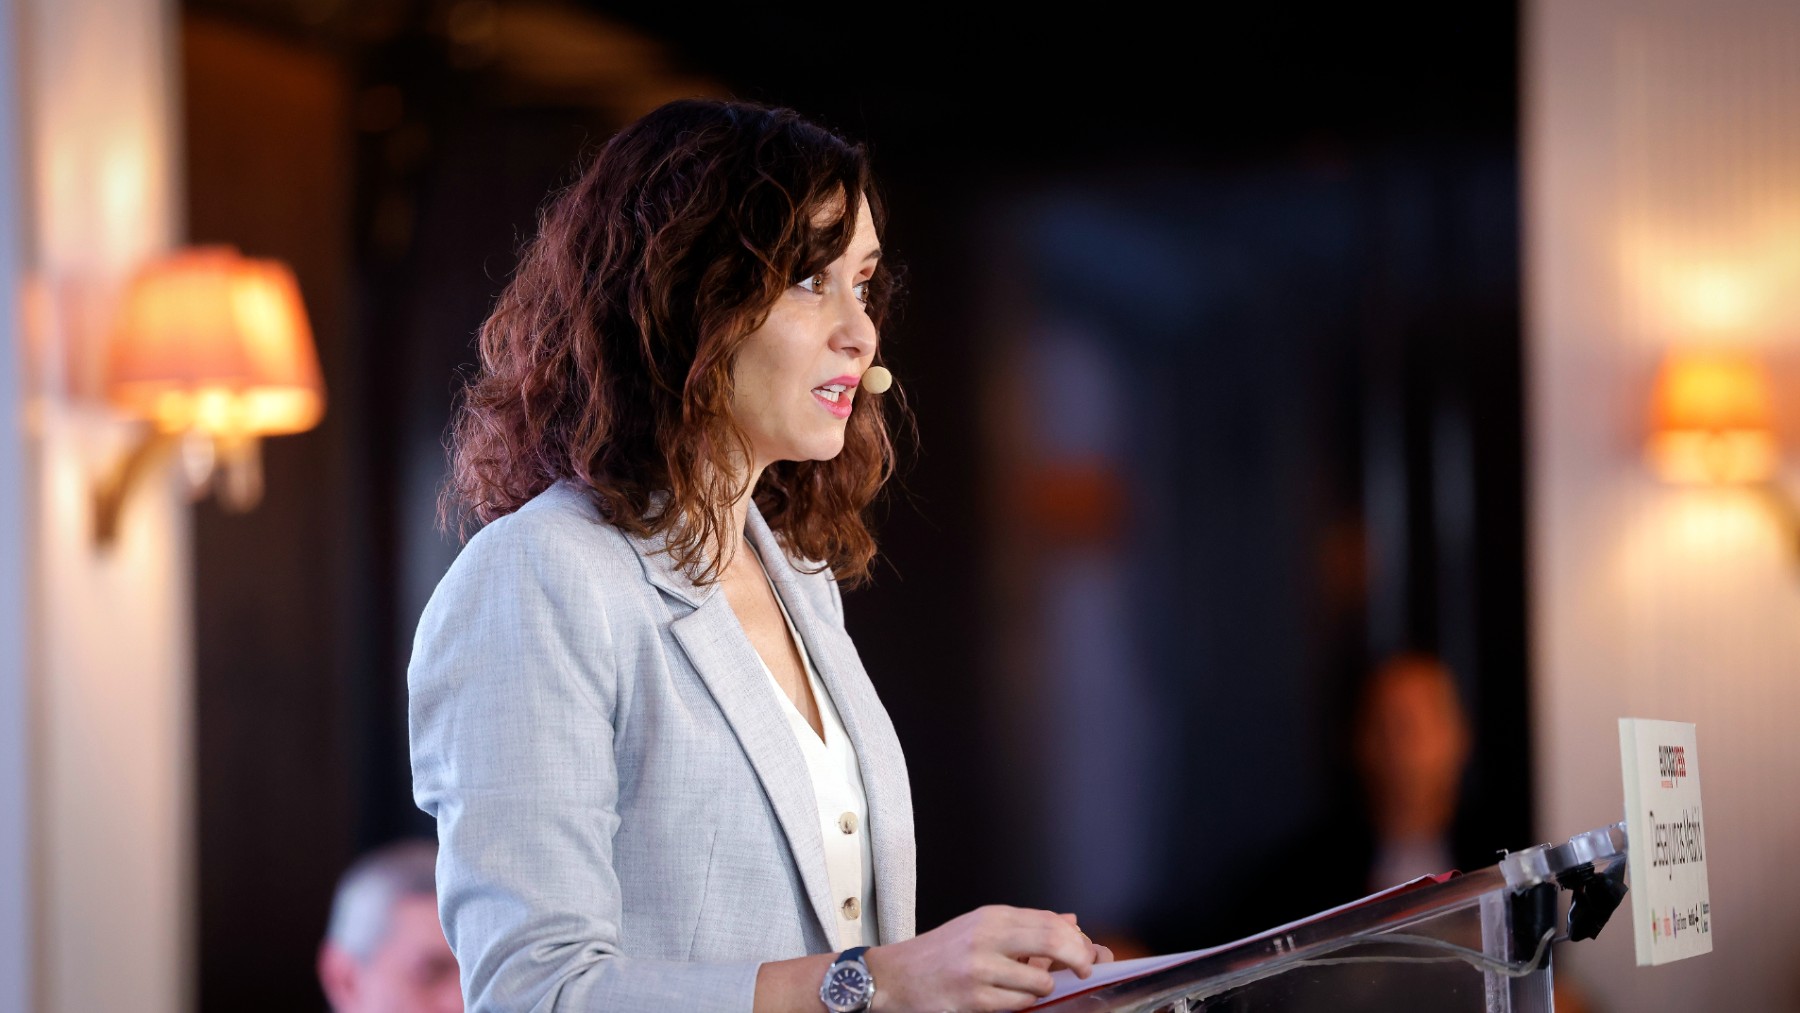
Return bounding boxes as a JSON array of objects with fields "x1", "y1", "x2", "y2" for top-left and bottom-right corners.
[{"x1": 409, "y1": 99, "x2": 1109, "y2": 1013}]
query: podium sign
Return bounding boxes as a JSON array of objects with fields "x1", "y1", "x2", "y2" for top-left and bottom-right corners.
[{"x1": 1619, "y1": 718, "x2": 1711, "y2": 966}]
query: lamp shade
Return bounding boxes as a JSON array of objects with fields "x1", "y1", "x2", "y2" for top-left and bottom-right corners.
[
  {"x1": 1648, "y1": 351, "x2": 1778, "y2": 484},
  {"x1": 106, "y1": 247, "x2": 325, "y2": 437}
]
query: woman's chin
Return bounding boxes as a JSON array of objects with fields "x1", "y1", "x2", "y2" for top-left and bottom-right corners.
[
  {"x1": 759, "y1": 426, "x2": 847, "y2": 466},
  {"x1": 800, "y1": 436, "x2": 847, "y2": 463}
]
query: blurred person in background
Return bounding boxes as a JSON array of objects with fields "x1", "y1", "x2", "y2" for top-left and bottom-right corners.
[
  {"x1": 409, "y1": 98, "x2": 1110, "y2": 1013},
  {"x1": 1354, "y1": 651, "x2": 1476, "y2": 893},
  {"x1": 1138, "y1": 651, "x2": 1486, "y2": 951},
  {"x1": 316, "y1": 838, "x2": 462, "y2": 1013},
  {"x1": 1250, "y1": 651, "x2": 1485, "y2": 925}
]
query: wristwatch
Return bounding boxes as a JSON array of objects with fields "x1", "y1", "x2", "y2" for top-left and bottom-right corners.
[{"x1": 819, "y1": 945, "x2": 876, "y2": 1012}]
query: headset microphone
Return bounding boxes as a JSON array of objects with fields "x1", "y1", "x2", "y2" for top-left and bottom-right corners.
[{"x1": 861, "y1": 366, "x2": 893, "y2": 394}]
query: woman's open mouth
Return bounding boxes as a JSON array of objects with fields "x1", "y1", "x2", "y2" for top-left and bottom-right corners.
[{"x1": 811, "y1": 379, "x2": 856, "y2": 419}]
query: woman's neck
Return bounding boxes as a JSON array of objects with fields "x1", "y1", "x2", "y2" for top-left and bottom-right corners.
[{"x1": 724, "y1": 460, "x2": 766, "y2": 570}]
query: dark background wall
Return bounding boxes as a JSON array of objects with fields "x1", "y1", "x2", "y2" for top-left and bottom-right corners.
[{"x1": 183, "y1": 2, "x2": 1524, "y2": 1006}]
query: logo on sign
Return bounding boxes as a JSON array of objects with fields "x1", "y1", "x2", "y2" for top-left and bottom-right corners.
[
  {"x1": 1650, "y1": 902, "x2": 1710, "y2": 941},
  {"x1": 1658, "y1": 744, "x2": 1687, "y2": 788}
]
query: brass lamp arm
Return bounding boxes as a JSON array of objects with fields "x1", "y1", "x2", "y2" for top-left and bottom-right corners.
[
  {"x1": 1753, "y1": 480, "x2": 1800, "y2": 563},
  {"x1": 93, "y1": 430, "x2": 180, "y2": 547}
]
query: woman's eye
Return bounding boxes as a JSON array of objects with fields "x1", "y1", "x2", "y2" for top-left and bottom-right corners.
[{"x1": 795, "y1": 270, "x2": 871, "y2": 308}]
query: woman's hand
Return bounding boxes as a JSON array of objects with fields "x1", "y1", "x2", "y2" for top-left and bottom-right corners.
[
  {"x1": 863, "y1": 905, "x2": 1098, "y2": 1013},
  {"x1": 1024, "y1": 913, "x2": 1115, "y2": 974}
]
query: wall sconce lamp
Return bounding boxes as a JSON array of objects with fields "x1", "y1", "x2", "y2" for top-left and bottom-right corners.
[
  {"x1": 94, "y1": 246, "x2": 325, "y2": 546},
  {"x1": 1647, "y1": 350, "x2": 1797, "y2": 557}
]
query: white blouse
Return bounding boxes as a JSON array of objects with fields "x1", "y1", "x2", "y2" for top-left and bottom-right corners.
[{"x1": 751, "y1": 546, "x2": 877, "y2": 948}]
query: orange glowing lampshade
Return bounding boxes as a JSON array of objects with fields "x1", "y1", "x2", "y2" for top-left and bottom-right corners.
[
  {"x1": 1647, "y1": 351, "x2": 1778, "y2": 484},
  {"x1": 106, "y1": 247, "x2": 324, "y2": 437}
]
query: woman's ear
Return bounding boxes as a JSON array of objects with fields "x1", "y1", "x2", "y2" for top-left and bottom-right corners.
[{"x1": 317, "y1": 941, "x2": 362, "y2": 1011}]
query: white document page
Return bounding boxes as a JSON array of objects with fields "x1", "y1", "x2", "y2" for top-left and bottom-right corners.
[{"x1": 1026, "y1": 872, "x2": 1454, "y2": 1008}]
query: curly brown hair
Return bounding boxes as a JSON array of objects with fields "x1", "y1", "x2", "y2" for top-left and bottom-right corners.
[{"x1": 441, "y1": 99, "x2": 903, "y2": 587}]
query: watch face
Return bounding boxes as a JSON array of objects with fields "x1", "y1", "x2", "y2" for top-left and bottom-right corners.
[{"x1": 824, "y1": 963, "x2": 871, "y2": 1009}]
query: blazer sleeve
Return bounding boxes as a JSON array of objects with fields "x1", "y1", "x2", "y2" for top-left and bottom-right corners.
[{"x1": 408, "y1": 512, "x2": 762, "y2": 1012}]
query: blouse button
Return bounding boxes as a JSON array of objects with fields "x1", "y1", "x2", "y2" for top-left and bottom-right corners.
[
  {"x1": 842, "y1": 896, "x2": 861, "y2": 920},
  {"x1": 838, "y1": 811, "x2": 858, "y2": 835}
]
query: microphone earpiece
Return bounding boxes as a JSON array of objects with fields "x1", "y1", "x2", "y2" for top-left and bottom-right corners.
[{"x1": 861, "y1": 366, "x2": 893, "y2": 394}]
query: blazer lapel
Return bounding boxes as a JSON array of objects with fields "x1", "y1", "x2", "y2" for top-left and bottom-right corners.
[
  {"x1": 745, "y1": 506, "x2": 918, "y2": 946},
  {"x1": 622, "y1": 519, "x2": 843, "y2": 949}
]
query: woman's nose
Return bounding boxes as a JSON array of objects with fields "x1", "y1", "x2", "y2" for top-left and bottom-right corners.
[{"x1": 830, "y1": 300, "x2": 877, "y2": 360}]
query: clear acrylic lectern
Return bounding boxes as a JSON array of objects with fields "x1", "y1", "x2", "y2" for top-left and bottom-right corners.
[{"x1": 1034, "y1": 823, "x2": 1630, "y2": 1013}]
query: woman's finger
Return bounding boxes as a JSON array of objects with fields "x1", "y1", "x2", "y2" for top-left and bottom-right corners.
[
  {"x1": 979, "y1": 951, "x2": 1058, "y2": 995},
  {"x1": 998, "y1": 915, "x2": 1092, "y2": 977},
  {"x1": 1057, "y1": 911, "x2": 1115, "y2": 968}
]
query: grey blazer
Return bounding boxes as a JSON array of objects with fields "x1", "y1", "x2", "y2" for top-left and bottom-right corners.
[{"x1": 409, "y1": 481, "x2": 917, "y2": 1012}]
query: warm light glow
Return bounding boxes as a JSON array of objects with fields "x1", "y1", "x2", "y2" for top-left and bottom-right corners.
[
  {"x1": 1615, "y1": 215, "x2": 1800, "y2": 349},
  {"x1": 1618, "y1": 488, "x2": 1781, "y2": 583},
  {"x1": 1647, "y1": 351, "x2": 1779, "y2": 484},
  {"x1": 105, "y1": 247, "x2": 325, "y2": 437},
  {"x1": 1673, "y1": 268, "x2": 1758, "y2": 334}
]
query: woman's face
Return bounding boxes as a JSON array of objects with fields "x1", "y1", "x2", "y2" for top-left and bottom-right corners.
[{"x1": 730, "y1": 194, "x2": 882, "y2": 473}]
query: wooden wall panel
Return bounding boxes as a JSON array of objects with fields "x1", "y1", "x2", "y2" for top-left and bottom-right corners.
[
  {"x1": 182, "y1": 15, "x2": 355, "y2": 1010},
  {"x1": 1528, "y1": 1, "x2": 1800, "y2": 1007}
]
